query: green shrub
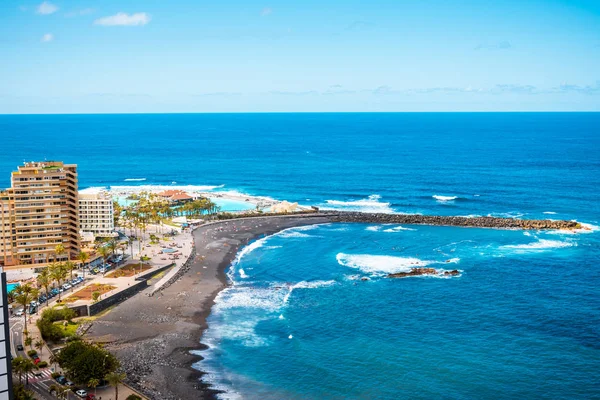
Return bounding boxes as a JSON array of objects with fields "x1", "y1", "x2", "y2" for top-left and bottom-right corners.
[
  {"x1": 126, "y1": 395, "x2": 142, "y2": 400},
  {"x1": 37, "y1": 361, "x2": 48, "y2": 368},
  {"x1": 51, "y1": 372, "x2": 61, "y2": 378},
  {"x1": 27, "y1": 350, "x2": 37, "y2": 357}
]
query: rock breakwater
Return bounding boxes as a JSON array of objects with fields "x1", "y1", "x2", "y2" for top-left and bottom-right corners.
[{"x1": 325, "y1": 212, "x2": 580, "y2": 230}]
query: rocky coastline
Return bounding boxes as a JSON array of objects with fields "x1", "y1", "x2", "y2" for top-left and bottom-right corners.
[
  {"x1": 86, "y1": 211, "x2": 584, "y2": 399},
  {"x1": 388, "y1": 268, "x2": 461, "y2": 278},
  {"x1": 325, "y1": 211, "x2": 581, "y2": 230}
]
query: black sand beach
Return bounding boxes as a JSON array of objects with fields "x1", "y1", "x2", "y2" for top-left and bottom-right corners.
[{"x1": 86, "y1": 214, "x2": 331, "y2": 400}]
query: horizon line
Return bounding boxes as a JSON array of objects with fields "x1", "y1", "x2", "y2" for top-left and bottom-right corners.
[{"x1": 1, "y1": 110, "x2": 600, "y2": 116}]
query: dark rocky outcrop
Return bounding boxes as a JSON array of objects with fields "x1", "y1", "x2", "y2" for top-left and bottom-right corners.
[
  {"x1": 443, "y1": 270, "x2": 460, "y2": 276},
  {"x1": 325, "y1": 212, "x2": 580, "y2": 230},
  {"x1": 388, "y1": 268, "x2": 438, "y2": 278},
  {"x1": 388, "y1": 268, "x2": 461, "y2": 278}
]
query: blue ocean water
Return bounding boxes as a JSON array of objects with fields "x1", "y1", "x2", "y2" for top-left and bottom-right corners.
[{"x1": 1, "y1": 113, "x2": 599, "y2": 399}]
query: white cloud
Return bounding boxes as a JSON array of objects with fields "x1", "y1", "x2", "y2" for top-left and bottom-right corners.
[
  {"x1": 37, "y1": 1, "x2": 58, "y2": 15},
  {"x1": 94, "y1": 12, "x2": 151, "y2": 27},
  {"x1": 65, "y1": 8, "x2": 95, "y2": 17},
  {"x1": 41, "y1": 33, "x2": 53, "y2": 42},
  {"x1": 261, "y1": 7, "x2": 273, "y2": 16}
]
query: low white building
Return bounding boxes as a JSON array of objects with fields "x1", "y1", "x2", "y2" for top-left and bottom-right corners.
[{"x1": 79, "y1": 188, "x2": 116, "y2": 239}]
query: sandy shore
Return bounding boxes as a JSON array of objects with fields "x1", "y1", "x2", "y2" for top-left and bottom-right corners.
[{"x1": 86, "y1": 214, "x2": 330, "y2": 400}]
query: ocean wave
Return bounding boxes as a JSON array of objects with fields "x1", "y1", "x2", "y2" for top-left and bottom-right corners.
[
  {"x1": 487, "y1": 211, "x2": 525, "y2": 219},
  {"x1": 214, "y1": 286, "x2": 285, "y2": 313},
  {"x1": 365, "y1": 225, "x2": 381, "y2": 232},
  {"x1": 123, "y1": 178, "x2": 146, "y2": 182},
  {"x1": 500, "y1": 239, "x2": 575, "y2": 252},
  {"x1": 282, "y1": 280, "x2": 337, "y2": 304},
  {"x1": 382, "y1": 225, "x2": 416, "y2": 232},
  {"x1": 107, "y1": 184, "x2": 226, "y2": 193},
  {"x1": 274, "y1": 224, "x2": 321, "y2": 239},
  {"x1": 233, "y1": 237, "x2": 268, "y2": 264},
  {"x1": 433, "y1": 195, "x2": 459, "y2": 202},
  {"x1": 543, "y1": 211, "x2": 557, "y2": 215},
  {"x1": 239, "y1": 269, "x2": 248, "y2": 279},
  {"x1": 336, "y1": 253, "x2": 432, "y2": 275},
  {"x1": 321, "y1": 194, "x2": 394, "y2": 214}
]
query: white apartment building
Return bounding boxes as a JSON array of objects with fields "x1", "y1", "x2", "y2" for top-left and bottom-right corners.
[{"x1": 78, "y1": 188, "x2": 115, "y2": 238}]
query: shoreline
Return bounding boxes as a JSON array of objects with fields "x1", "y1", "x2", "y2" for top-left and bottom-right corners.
[
  {"x1": 84, "y1": 212, "x2": 586, "y2": 399},
  {"x1": 86, "y1": 214, "x2": 331, "y2": 400}
]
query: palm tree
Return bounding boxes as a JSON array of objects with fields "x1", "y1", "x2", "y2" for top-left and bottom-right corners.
[
  {"x1": 64, "y1": 260, "x2": 76, "y2": 290},
  {"x1": 107, "y1": 238, "x2": 118, "y2": 259},
  {"x1": 24, "y1": 335, "x2": 32, "y2": 350},
  {"x1": 36, "y1": 268, "x2": 51, "y2": 307},
  {"x1": 78, "y1": 251, "x2": 89, "y2": 279},
  {"x1": 105, "y1": 371, "x2": 126, "y2": 400},
  {"x1": 21, "y1": 358, "x2": 36, "y2": 386},
  {"x1": 49, "y1": 353, "x2": 58, "y2": 370},
  {"x1": 49, "y1": 263, "x2": 67, "y2": 302},
  {"x1": 98, "y1": 246, "x2": 110, "y2": 276},
  {"x1": 88, "y1": 378, "x2": 100, "y2": 396},
  {"x1": 12, "y1": 356, "x2": 25, "y2": 384},
  {"x1": 13, "y1": 284, "x2": 38, "y2": 331},
  {"x1": 54, "y1": 244, "x2": 65, "y2": 263},
  {"x1": 34, "y1": 340, "x2": 44, "y2": 356}
]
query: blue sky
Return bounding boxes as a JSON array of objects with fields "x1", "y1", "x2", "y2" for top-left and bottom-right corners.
[{"x1": 1, "y1": 0, "x2": 599, "y2": 113}]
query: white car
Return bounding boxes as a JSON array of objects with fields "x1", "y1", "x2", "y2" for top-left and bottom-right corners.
[
  {"x1": 75, "y1": 389, "x2": 87, "y2": 397},
  {"x1": 63, "y1": 284, "x2": 72, "y2": 290},
  {"x1": 14, "y1": 309, "x2": 24, "y2": 317}
]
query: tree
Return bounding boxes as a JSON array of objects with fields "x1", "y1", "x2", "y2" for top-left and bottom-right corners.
[
  {"x1": 57, "y1": 340, "x2": 119, "y2": 384},
  {"x1": 49, "y1": 353, "x2": 58, "y2": 370},
  {"x1": 24, "y1": 336, "x2": 32, "y2": 350},
  {"x1": 35, "y1": 340, "x2": 44, "y2": 356},
  {"x1": 54, "y1": 244, "x2": 65, "y2": 263},
  {"x1": 49, "y1": 263, "x2": 68, "y2": 301},
  {"x1": 97, "y1": 246, "x2": 110, "y2": 276},
  {"x1": 92, "y1": 291, "x2": 101, "y2": 303},
  {"x1": 13, "y1": 383, "x2": 36, "y2": 400},
  {"x1": 12, "y1": 356, "x2": 25, "y2": 384},
  {"x1": 78, "y1": 250, "x2": 89, "y2": 279},
  {"x1": 21, "y1": 358, "x2": 36, "y2": 386},
  {"x1": 105, "y1": 371, "x2": 126, "y2": 400},
  {"x1": 36, "y1": 268, "x2": 52, "y2": 307},
  {"x1": 64, "y1": 260, "x2": 77, "y2": 290},
  {"x1": 88, "y1": 378, "x2": 100, "y2": 396},
  {"x1": 107, "y1": 238, "x2": 118, "y2": 258},
  {"x1": 126, "y1": 395, "x2": 142, "y2": 400},
  {"x1": 13, "y1": 283, "x2": 38, "y2": 331}
]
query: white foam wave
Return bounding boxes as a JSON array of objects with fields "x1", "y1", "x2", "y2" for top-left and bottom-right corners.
[
  {"x1": 106, "y1": 184, "x2": 226, "y2": 194},
  {"x1": 382, "y1": 225, "x2": 416, "y2": 232},
  {"x1": 214, "y1": 287, "x2": 285, "y2": 312},
  {"x1": 523, "y1": 231, "x2": 532, "y2": 237},
  {"x1": 123, "y1": 178, "x2": 146, "y2": 182},
  {"x1": 501, "y1": 239, "x2": 574, "y2": 251},
  {"x1": 366, "y1": 226, "x2": 381, "y2": 232},
  {"x1": 283, "y1": 280, "x2": 337, "y2": 304},
  {"x1": 337, "y1": 253, "x2": 431, "y2": 275},
  {"x1": 274, "y1": 224, "x2": 321, "y2": 239},
  {"x1": 543, "y1": 211, "x2": 557, "y2": 215},
  {"x1": 433, "y1": 195, "x2": 458, "y2": 202},
  {"x1": 277, "y1": 231, "x2": 313, "y2": 239},
  {"x1": 231, "y1": 237, "x2": 269, "y2": 267},
  {"x1": 444, "y1": 257, "x2": 460, "y2": 264},
  {"x1": 322, "y1": 194, "x2": 394, "y2": 214},
  {"x1": 239, "y1": 269, "x2": 248, "y2": 279},
  {"x1": 487, "y1": 211, "x2": 525, "y2": 219}
]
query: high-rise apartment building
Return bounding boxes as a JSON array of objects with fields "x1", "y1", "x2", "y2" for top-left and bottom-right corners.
[
  {"x1": 79, "y1": 188, "x2": 115, "y2": 238},
  {"x1": 0, "y1": 161, "x2": 80, "y2": 268}
]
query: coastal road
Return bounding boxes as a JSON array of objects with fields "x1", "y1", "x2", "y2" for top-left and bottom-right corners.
[{"x1": 9, "y1": 316, "x2": 25, "y2": 358}]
